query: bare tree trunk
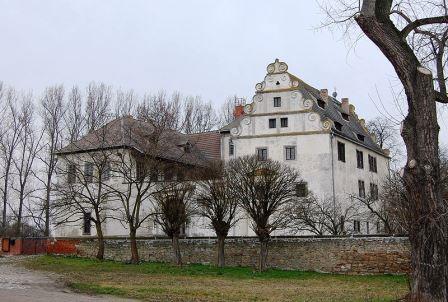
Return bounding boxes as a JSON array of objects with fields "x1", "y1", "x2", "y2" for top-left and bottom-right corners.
[
  {"x1": 1, "y1": 163, "x2": 10, "y2": 231},
  {"x1": 402, "y1": 68, "x2": 448, "y2": 302},
  {"x1": 96, "y1": 223, "x2": 105, "y2": 260},
  {"x1": 129, "y1": 228, "x2": 139, "y2": 264},
  {"x1": 44, "y1": 173, "x2": 51, "y2": 237},
  {"x1": 355, "y1": 4, "x2": 448, "y2": 299},
  {"x1": 258, "y1": 239, "x2": 269, "y2": 272},
  {"x1": 217, "y1": 235, "x2": 225, "y2": 268},
  {"x1": 172, "y1": 235, "x2": 182, "y2": 266}
]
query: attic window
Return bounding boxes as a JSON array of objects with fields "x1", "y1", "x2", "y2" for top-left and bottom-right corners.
[
  {"x1": 184, "y1": 142, "x2": 192, "y2": 153},
  {"x1": 341, "y1": 112, "x2": 350, "y2": 121},
  {"x1": 357, "y1": 134, "x2": 365, "y2": 141},
  {"x1": 276, "y1": 81, "x2": 280, "y2": 85},
  {"x1": 317, "y1": 99, "x2": 326, "y2": 109},
  {"x1": 334, "y1": 121, "x2": 343, "y2": 131}
]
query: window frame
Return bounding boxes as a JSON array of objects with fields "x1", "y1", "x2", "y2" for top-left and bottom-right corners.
[
  {"x1": 353, "y1": 220, "x2": 361, "y2": 233},
  {"x1": 356, "y1": 150, "x2": 364, "y2": 169},
  {"x1": 83, "y1": 212, "x2": 92, "y2": 235},
  {"x1": 67, "y1": 164, "x2": 77, "y2": 184},
  {"x1": 358, "y1": 180, "x2": 366, "y2": 198},
  {"x1": 368, "y1": 155, "x2": 378, "y2": 173},
  {"x1": 256, "y1": 147, "x2": 268, "y2": 161},
  {"x1": 268, "y1": 118, "x2": 277, "y2": 129},
  {"x1": 337, "y1": 141, "x2": 345, "y2": 162},
  {"x1": 84, "y1": 162, "x2": 94, "y2": 183},
  {"x1": 284, "y1": 145, "x2": 296, "y2": 161},
  {"x1": 273, "y1": 97, "x2": 281, "y2": 107},
  {"x1": 295, "y1": 182, "x2": 308, "y2": 197},
  {"x1": 280, "y1": 117, "x2": 288, "y2": 128},
  {"x1": 370, "y1": 183, "x2": 379, "y2": 200},
  {"x1": 229, "y1": 140, "x2": 235, "y2": 156}
]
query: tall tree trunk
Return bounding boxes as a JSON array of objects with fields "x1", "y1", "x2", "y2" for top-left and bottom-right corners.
[
  {"x1": 16, "y1": 189, "x2": 24, "y2": 236},
  {"x1": 402, "y1": 68, "x2": 448, "y2": 302},
  {"x1": 129, "y1": 228, "x2": 139, "y2": 264},
  {"x1": 172, "y1": 235, "x2": 182, "y2": 266},
  {"x1": 217, "y1": 235, "x2": 226, "y2": 268},
  {"x1": 258, "y1": 238, "x2": 269, "y2": 272},
  {"x1": 356, "y1": 3, "x2": 448, "y2": 300},
  {"x1": 2, "y1": 162, "x2": 11, "y2": 231},
  {"x1": 44, "y1": 179, "x2": 51, "y2": 237},
  {"x1": 96, "y1": 223, "x2": 105, "y2": 260}
]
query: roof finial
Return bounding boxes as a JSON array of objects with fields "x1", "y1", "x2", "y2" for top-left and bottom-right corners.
[{"x1": 332, "y1": 88, "x2": 338, "y2": 99}]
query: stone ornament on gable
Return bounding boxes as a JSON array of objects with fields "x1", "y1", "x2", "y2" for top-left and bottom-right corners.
[
  {"x1": 255, "y1": 81, "x2": 265, "y2": 92},
  {"x1": 243, "y1": 103, "x2": 254, "y2": 114},
  {"x1": 303, "y1": 99, "x2": 313, "y2": 109},
  {"x1": 322, "y1": 119, "x2": 332, "y2": 131},
  {"x1": 253, "y1": 94, "x2": 263, "y2": 102},
  {"x1": 266, "y1": 58, "x2": 288, "y2": 74},
  {"x1": 308, "y1": 112, "x2": 319, "y2": 122}
]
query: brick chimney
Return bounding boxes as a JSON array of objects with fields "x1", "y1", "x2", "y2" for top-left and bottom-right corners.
[
  {"x1": 341, "y1": 98, "x2": 350, "y2": 114},
  {"x1": 320, "y1": 89, "x2": 329, "y2": 102},
  {"x1": 233, "y1": 105, "x2": 245, "y2": 118}
]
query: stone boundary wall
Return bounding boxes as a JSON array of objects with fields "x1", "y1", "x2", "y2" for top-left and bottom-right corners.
[{"x1": 55, "y1": 236, "x2": 411, "y2": 275}]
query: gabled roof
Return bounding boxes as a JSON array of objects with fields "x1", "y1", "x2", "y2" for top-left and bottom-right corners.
[
  {"x1": 220, "y1": 61, "x2": 387, "y2": 156},
  {"x1": 57, "y1": 116, "x2": 211, "y2": 166}
]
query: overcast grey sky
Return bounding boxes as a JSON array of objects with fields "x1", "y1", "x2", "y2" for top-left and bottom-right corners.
[{"x1": 1, "y1": 0, "x2": 447, "y2": 144}]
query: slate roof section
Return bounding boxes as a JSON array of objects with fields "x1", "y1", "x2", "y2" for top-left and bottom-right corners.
[
  {"x1": 220, "y1": 73, "x2": 386, "y2": 156},
  {"x1": 56, "y1": 116, "x2": 211, "y2": 167}
]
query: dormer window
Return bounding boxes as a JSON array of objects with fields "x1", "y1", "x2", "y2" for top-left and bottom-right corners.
[
  {"x1": 357, "y1": 134, "x2": 365, "y2": 141},
  {"x1": 334, "y1": 121, "x2": 343, "y2": 131},
  {"x1": 317, "y1": 99, "x2": 326, "y2": 109},
  {"x1": 341, "y1": 112, "x2": 350, "y2": 121},
  {"x1": 184, "y1": 142, "x2": 192, "y2": 153},
  {"x1": 274, "y1": 97, "x2": 281, "y2": 107}
]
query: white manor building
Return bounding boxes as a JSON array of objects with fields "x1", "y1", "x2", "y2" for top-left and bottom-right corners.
[{"x1": 55, "y1": 59, "x2": 390, "y2": 238}]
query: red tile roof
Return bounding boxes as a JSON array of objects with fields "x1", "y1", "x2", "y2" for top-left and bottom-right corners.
[{"x1": 188, "y1": 131, "x2": 221, "y2": 161}]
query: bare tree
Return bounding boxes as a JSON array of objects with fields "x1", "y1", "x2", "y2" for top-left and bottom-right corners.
[
  {"x1": 37, "y1": 85, "x2": 65, "y2": 236},
  {"x1": 367, "y1": 116, "x2": 404, "y2": 167},
  {"x1": 290, "y1": 195, "x2": 358, "y2": 236},
  {"x1": 11, "y1": 96, "x2": 44, "y2": 236},
  {"x1": 136, "y1": 91, "x2": 183, "y2": 132},
  {"x1": 114, "y1": 89, "x2": 136, "y2": 118},
  {"x1": 64, "y1": 86, "x2": 84, "y2": 143},
  {"x1": 218, "y1": 95, "x2": 240, "y2": 128},
  {"x1": 0, "y1": 89, "x2": 23, "y2": 232},
  {"x1": 321, "y1": 1, "x2": 448, "y2": 299},
  {"x1": 227, "y1": 155, "x2": 300, "y2": 271},
  {"x1": 182, "y1": 96, "x2": 218, "y2": 134},
  {"x1": 85, "y1": 82, "x2": 112, "y2": 133},
  {"x1": 153, "y1": 182, "x2": 196, "y2": 266},
  {"x1": 196, "y1": 161, "x2": 239, "y2": 267}
]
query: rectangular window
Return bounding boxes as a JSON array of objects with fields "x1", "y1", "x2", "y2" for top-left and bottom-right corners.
[
  {"x1": 273, "y1": 97, "x2": 281, "y2": 107},
  {"x1": 366, "y1": 221, "x2": 370, "y2": 235},
  {"x1": 101, "y1": 162, "x2": 110, "y2": 181},
  {"x1": 370, "y1": 183, "x2": 379, "y2": 200},
  {"x1": 67, "y1": 164, "x2": 76, "y2": 184},
  {"x1": 358, "y1": 180, "x2": 366, "y2": 198},
  {"x1": 280, "y1": 118, "x2": 288, "y2": 128},
  {"x1": 83, "y1": 212, "x2": 91, "y2": 235},
  {"x1": 337, "y1": 142, "x2": 345, "y2": 162},
  {"x1": 295, "y1": 182, "x2": 308, "y2": 197},
  {"x1": 136, "y1": 161, "x2": 146, "y2": 180},
  {"x1": 84, "y1": 162, "x2": 93, "y2": 183},
  {"x1": 285, "y1": 146, "x2": 296, "y2": 160},
  {"x1": 229, "y1": 140, "x2": 234, "y2": 156},
  {"x1": 268, "y1": 118, "x2": 276, "y2": 129},
  {"x1": 353, "y1": 220, "x2": 360, "y2": 233},
  {"x1": 369, "y1": 155, "x2": 378, "y2": 173},
  {"x1": 257, "y1": 148, "x2": 268, "y2": 161},
  {"x1": 356, "y1": 150, "x2": 364, "y2": 169}
]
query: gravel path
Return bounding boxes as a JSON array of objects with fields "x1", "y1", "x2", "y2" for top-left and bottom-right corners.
[{"x1": 0, "y1": 256, "x2": 136, "y2": 302}]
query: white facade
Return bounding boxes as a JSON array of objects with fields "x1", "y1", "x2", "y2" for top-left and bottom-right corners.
[{"x1": 55, "y1": 59, "x2": 389, "y2": 238}]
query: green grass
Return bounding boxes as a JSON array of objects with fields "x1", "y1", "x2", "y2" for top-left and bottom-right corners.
[{"x1": 24, "y1": 255, "x2": 409, "y2": 302}]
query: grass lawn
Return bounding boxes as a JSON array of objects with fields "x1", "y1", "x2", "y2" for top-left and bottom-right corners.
[{"x1": 25, "y1": 255, "x2": 409, "y2": 302}]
